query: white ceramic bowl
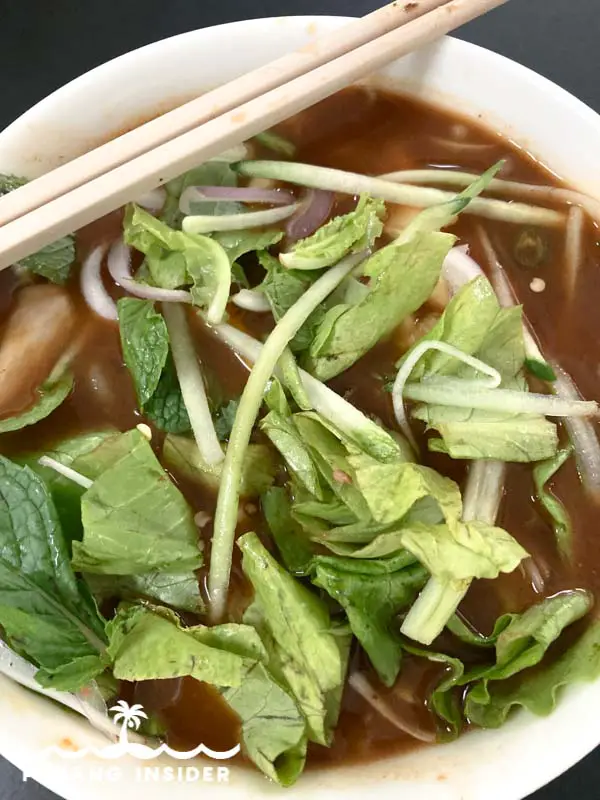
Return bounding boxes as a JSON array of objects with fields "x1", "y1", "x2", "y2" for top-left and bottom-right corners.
[{"x1": 1, "y1": 15, "x2": 600, "y2": 800}]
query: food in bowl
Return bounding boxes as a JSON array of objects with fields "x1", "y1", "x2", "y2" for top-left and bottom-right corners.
[{"x1": 0, "y1": 84, "x2": 599, "y2": 788}]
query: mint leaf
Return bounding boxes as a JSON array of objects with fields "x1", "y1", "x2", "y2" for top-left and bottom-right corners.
[
  {"x1": 72, "y1": 430, "x2": 202, "y2": 574},
  {"x1": 313, "y1": 552, "x2": 427, "y2": 686},
  {"x1": 0, "y1": 174, "x2": 27, "y2": 195},
  {"x1": 144, "y1": 354, "x2": 191, "y2": 434},
  {"x1": 117, "y1": 298, "x2": 169, "y2": 406},
  {"x1": 0, "y1": 456, "x2": 107, "y2": 689},
  {"x1": 0, "y1": 371, "x2": 73, "y2": 433},
  {"x1": 0, "y1": 174, "x2": 75, "y2": 284},
  {"x1": 213, "y1": 398, "x2": 239, "y2": 442}
]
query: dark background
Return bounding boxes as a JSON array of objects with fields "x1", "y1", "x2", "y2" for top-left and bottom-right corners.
[{"x1": 0, "y1": 0, "x2": 598, "y2": 797}]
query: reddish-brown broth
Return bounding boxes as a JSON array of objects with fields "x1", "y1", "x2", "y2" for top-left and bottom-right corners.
[{"x1": 1, "y1": 86, "x2": 600, "y2": 769}]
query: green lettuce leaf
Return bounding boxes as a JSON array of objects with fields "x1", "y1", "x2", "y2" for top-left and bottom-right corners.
[
  {"x1": 417, "y1": 407, "x2": 559, "y2": 462},
  {"x1": 260, "y1": 410, "x2": 323, "y2": 498},
  {"x1": 72, "y1": 430, "x2": 202, "y2": 574},
  {"x1": 394, "y1": 521, "x2": 528, "y2": 581},
  {"x1": 533, "y1": 445, "x2": 574, "y2": 560},
  {"x1": 143, "y1": 354, "x2": 191, "y2": 434},
  {"x1": 349, "y1": 455, "x2": 462, "y2": 526},
  {"x1": 117, "y1": 297, "x2": 169, "y2": 406},
  {"x1": 304, "y1": 231, "x2": 455, "y2": 380},
  {"x1": 162, "y1": 434, "x2": 277, "y2": 497},
  {"x1": 168, "y1": 161, "x2": 241, "y2": 218},
  {"x1": 465, "y1": 590, "x2": 593, "y2": 724},
  {"x1": 0, "y1": 370, "x2": 73, "y2": 434},
  {"x1": 214, "y1": 229, "x2": 283, "y2": 264},
  {"x1": 124, "y1": 204, "x2": 230, "y2": 319},
  {"x1": 0, "y1": 456, "x2": 107, "y2": 690},
  {"x1": 465, "y1": 616, "x2": 600, "y2": 728},
  {"x1": 280, "y1": 195, "x2": 385, "y2": 270},
  {"x1": 262, "y1": 487, "x2": 314, "y2": 575},
  {"x1": 313, "y1": 552, "x2": 427, "y2": 686},
  {"x1": 238, "y1": 532, "x2": 351, "y2": 746},
  {"x1": 107, "y1": 603, "x2": 307, "y2": 786},
  {"x1": 85, "y1": 571, "x2": 204, "y2": 615}
]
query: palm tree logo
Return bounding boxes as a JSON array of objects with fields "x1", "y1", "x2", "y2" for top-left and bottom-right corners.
[{"x1": 109, "y1": 701, "x2": 148, "y2": 747}]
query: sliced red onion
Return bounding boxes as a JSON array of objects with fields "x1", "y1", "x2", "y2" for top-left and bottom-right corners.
[
  {"x1": 179, "y1": 185, "x2": 295, "y2": 214},
  {"x1": 135, "y1": 186, "x2": 167, "y2": 214},
  {"x1": 231, "y1": 289, "x2": 271, "y2": 312},
  {"x1": 107, "y1": 240, "x2": 192, "y2": 304},
  {"x1": 285, "y1": 189, "x2": 334, "y2": 242},
  {"x1": 81, "y1": 244, "x2": 118, "y2": 320}
]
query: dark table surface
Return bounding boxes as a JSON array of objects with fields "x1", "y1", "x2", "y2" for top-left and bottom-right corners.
[{"x1": 0, "y1": 0, "x2": 599, "y2": 798}]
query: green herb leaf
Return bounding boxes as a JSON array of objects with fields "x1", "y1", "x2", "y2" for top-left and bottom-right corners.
[
  {"x1": 262, "y1": 487, "x2": 314, "y2": 575},
  {"x1": 533, "y1": 446, "x2": 574, "y2": 560},
  {"x1": 117, "y1": 298, "x2": 169, "y2": 406},
  {"x1": 213, "y1": 399, "x2": 240, "y2": 442},
  {"x1": 107, "y1": 603, "x2": 307, "y2": 786},
  {"x1": 124, "y1": 204, "x2": 231, "y2": 322},
  {"x1": 0, "y1": 456, "x2": 107, "y2": 690},
  {"x1": 525, "y1": 358, "x2": 557, "y2": 382},
  {"x1": 416, "y1": 406, "x2": 559, "y2": 463},
  {"x1": 0, "y1": 174, "x2": 27, "y2": 195},
  {"x1": 144, "y1": 354, "x2": 191, "y2": 434},
  {"x1": 465, "y1": 590, "x2": 593, "y2": 724},
  {"x1": 72, "y1": 430, "x2": 202, "y2": 574},
  {"x1": 0, "y1": 371, "x2": 73, "y2": 434},
  {"x1": 280, "y1": 195, "x2": 385, "y2": 271},
  {"x1": 86, "y1": 571, "x2": 204, "y2": 615},
  {"x1": 163, "y1": 434, "x2": 277, "y2": 497},
  {"x1": 349, "y1": 455, "x2": 462, "y2": 526},
  {"x1": 260, "y1": 410, "x2": 323, "y2": 498},
  {"x1": 304, "y1": 231, "x2": 455, "y2": 380},
  {"x1": 313, "y1": 552, "x2": 427, "y2": 686},
  {"x1": 238, "y1": 532, "x2": 351, "y2": 746},
  {"x1": 214, "y1": 229, "x2": 283, "y2": 264},
  {"x1": 465, "y1": 615, "x2": 600, "y2": 727},
  {"x1": 19, "y1": 237, "x2": 76, "y2": 285}
]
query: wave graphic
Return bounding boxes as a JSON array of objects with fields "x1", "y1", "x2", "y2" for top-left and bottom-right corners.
[{"x1": 42, "y1": 742, "x2": 241, "y2": 761}]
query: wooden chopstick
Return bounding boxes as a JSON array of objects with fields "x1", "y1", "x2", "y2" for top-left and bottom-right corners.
[
  {"x1": 0, "y1": 0, "x2": 450, "y2": 228},
  {"x1": 0, "y1": 0, "x2": 509, "y2": 270}
]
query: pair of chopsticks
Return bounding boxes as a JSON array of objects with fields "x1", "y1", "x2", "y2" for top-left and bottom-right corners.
[{"x1": 0, "y1": 0, "x2": 509, "y2": 269}]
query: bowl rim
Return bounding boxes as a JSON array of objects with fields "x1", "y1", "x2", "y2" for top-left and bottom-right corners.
[{"x1": 1, "y1": 14, "x2": 600, "y2": 800}]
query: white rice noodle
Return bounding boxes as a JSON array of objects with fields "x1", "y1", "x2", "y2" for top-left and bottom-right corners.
[
  {"x1": 565, "y1": 204, "x2": 585, "y2": 301},
  {"x1": 81, "y1": 244, "x2": 118, "y2": 320},
  {"x1": 476, "y1": 226, "x2": 517, "y2": 308},
  {"x1": 553, "y1": 365, "x2": 600, "y2": 496}
]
